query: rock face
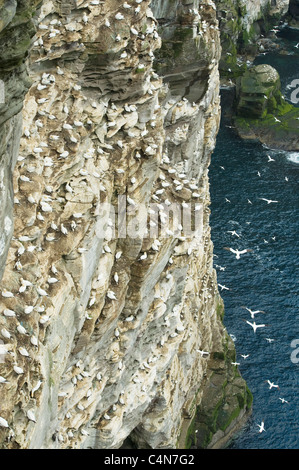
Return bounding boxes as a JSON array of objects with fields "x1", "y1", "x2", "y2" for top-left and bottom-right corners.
[
  {"x1": 215, "y1": 0, "x2": 290, "y2": 75},
  {"x1": 236, "y1": 64, "x2": 281, "y2": 118},
  {"x1": 0, "y1": 0, "x2": 255, "y2": 450},
  {"x1": 234, "y1": 64, "x2": 299, "y2": 150}
]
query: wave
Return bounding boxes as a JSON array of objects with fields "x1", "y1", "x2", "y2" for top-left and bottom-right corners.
[{"x1": 286, "y1": 152, "x2": 299, "y2": 164}]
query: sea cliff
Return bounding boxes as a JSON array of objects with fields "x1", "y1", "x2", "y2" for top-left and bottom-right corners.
[{"x1": 0, "y1": 0, "x2": 290, "y2": 449}]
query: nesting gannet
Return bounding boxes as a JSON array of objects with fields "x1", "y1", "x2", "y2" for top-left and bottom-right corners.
[
  {"x1": 18, "y1": 347, "x2": 30, "y2": 357},
  {"x1": 214, "y1": 281, "x2": 228, "y2": 293},
  {"x1": 17, "y1": 324, "x2": 27, "y2": 335},
  {"x1": 227, "y1": 230, "x2": 240, "y2": 238},
  {"x1": 223, "y1": 247, "x2": 253, "y2": 259},
  {"x1": 1, "y1": 328, "x2": 11, "y2": 339},
  {"x1": 37, "y1": 287, "x2": 48, "y2": 296},
  {"x1": 30, "y1": 336, "x2": 38, "y2": 346},
  {"x1": 27, "y1": 410, "x2": 36, "y2": 422},
  {"x1": 3, "y1": 309, "x2": 16, "y2": 317},
  {"x1": 107, "y1": 290, "x2": 117, "y2": 300},
  {"x1": 13, "y1": 365, "x2": 24, "y2": 375},
  {"x1": 1, "y1": 290, "x2": 14, "y2": 298},
  {"x1": 0, "y1": 417, "x2": 9, "y2": 428}
]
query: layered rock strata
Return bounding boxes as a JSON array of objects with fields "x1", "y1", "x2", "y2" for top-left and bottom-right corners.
[
  {"x1": 0, "y1": 0, "x2": 252, "y2": 449},
  {"x1": 214, "y1": 0, "x2": 290, "y2": 76},
  {"x1": 234, "y1": 64, "x2": 299, "y2": 150}
]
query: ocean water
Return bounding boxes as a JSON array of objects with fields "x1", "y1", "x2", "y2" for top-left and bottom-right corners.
[{"x1": 209, "y1": 27, "x2": 299, "y2": 449}]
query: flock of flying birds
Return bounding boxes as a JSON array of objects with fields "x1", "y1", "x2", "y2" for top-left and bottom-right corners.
[{"x1": 214, "y1": 150, "x2": 292, "y2": 438}]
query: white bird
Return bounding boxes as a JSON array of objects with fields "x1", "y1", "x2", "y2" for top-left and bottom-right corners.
[
  {"x1": 0, "y1": 417, "x2": 9, "y2": 428},
  {"x1": 61, "y1": 224, "x2": 68, "y2": 235},
  {"x1": 267, "y1": 155, "x2": 275, "y2": 162},
  {"x1": 37, "y1": 287, "x2": 48, "y2": 296},
  {"x1": 223, "y1": 247, "x2": 253, "y2": 259},
  {"x1": 19, "y1": 176, "x2": 32, "y2": 185},
  {"x1": 1, "y1": 290, "x2": 14, "y2": 298},
  {"x1": 27, "y1": 410, "x2": 36, "y2": 422},
  {"x1": 1, "y1": 328, "x2": 11, "y2": 339},
  {"x1": 279, "y1": 398, "x2": 289, "y2": 404},
  {"x1": 19, "y1": 347, "x2": 30, "y2": 357},
  {"x1": 17, "y1": 324, "x2": 27, "y2": 335},
  {"x1": 196, "y1": 350, "x2": 210, "y2": 357},
  {"x1": 0, "y1": 376, "x2": 8, "y2": 383},
  {"x1": 13, "y1": 365, "x2": 24, "y2": 375},
  {"x1": 59, "y1": 151, "x2": 69, "y2": 159},
  {"x1": 218, "y1": 284, "x2": 230, "y2": 291},
  {"x1": 257, "y1": 421, "x2": 266, "y2": 433},
  {"x1": 241, "y1": 354, "x2": 250, "y2": 359},
  {"x1": 30, "y1": 336, "x2": 38, "y2": 346},
  {"x1": 3, "y1": 309, "x2": 16, "y2": 317},
  {"x1": 31, "y1": 380, "x2": 42, "y2": 396},
  {"x1": 241, "y1": 306, "x2": 266, "y2": 319},
  {"x1": 125, "y1": 315, "x2": 134, "y2": 322},
  {"x1": 107, "y1": 290, "x2": 117, "y2": 300},
  {"x1": 243, "y1": 320, "x2": 267, "y2": 333},
  {"x1": 265, "y1": 380, "x2": 279, "y2": 390},
  {"x1": 259, "y1": 198, "x2": 278, "y2": 204}
]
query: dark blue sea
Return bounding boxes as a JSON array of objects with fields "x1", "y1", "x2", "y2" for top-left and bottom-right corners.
[{"x1": 209, "y1": 27, "x2": 299, "y2": 449}]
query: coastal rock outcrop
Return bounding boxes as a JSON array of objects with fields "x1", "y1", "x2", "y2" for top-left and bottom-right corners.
[
  {"x1": 234, "y1": 64, "x2": 299, "y2": 150},
  {"x1": 215, "y1": 0, "x2": 290, "y2": 76}
]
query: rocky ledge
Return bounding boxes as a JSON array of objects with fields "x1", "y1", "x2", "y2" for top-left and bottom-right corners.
[{"x1": 233, "y1": 64, "x2": 299, "y2": 151}]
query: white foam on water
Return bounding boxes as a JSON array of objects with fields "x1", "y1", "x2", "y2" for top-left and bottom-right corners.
[{"x1": 286, "y1": 152, "x2": 299, "y2": 164}]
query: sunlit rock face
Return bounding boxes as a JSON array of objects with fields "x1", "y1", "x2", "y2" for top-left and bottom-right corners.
[
  {"x1": 0, "y1": 0, "x2": 39, "y2": 280},
  {"x1": 0, "y1": 0, "x2": 252, "y2": 449}
]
